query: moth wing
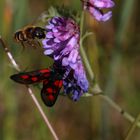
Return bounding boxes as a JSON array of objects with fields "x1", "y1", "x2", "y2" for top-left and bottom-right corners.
[
  {"x1": 10, "y1": 69, "x2": 51, "y2": 84},
  {"x1": 41, "y1": 78, "x2": 63, "y2": 107}
]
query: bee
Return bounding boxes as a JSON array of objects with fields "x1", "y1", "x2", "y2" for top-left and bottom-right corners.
[{"x1": 14, "y1": 26, "x2": 46, "y2": 48}]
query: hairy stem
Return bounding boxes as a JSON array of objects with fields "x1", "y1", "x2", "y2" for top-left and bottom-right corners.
[{"x1": 0, "y1": 36, "x2": 59, "y2": 140}]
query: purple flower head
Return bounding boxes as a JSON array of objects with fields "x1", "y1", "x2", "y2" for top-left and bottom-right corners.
[
  {"x1": 82, "y1": 0, "x2": 115, "y2": 21},
  {"x1": 62, "y1": 55, "x2": 89, "y2": 101},
  {"x1": 42, "y1": 17, "x2": 80, "y2": 62},
  {"x1": 42, "y1": 16, "x2": 89, "y2": 101}
]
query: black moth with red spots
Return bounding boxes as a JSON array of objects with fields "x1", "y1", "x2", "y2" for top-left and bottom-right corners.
[{"x1": 10, "y1": 62, "x2": 65, "y2": 107}]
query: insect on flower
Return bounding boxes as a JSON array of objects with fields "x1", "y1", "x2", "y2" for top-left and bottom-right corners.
[
  {"x1": 42, "y1": 16, "x2": 89, "y2": 100},
  {"x1": 14, "y1": 26, "x2": 46, "y2": 49},
  {"x1": 10, "y1": 63, "x2": 65, "y2": 107}
]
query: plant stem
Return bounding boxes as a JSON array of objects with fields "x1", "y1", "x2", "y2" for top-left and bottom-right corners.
[
  {"x1": 124, "y1": 113, "x2": 140, "y2": 140},
  {"x1": 0, "y1": 36, "x2": 59, "y2": 140},
  {"x1": 84, "y1": 91, "x2": 140, "y2": 128},
  {"x1": 80, "y1": 11, "x2": 94, "y2": 81},
  {"x1": 79, "y1": 12, "x2": 140, "y2": 129},
  {"x1": 26, "y1": 86, "x2": 59, "y2": 140},
  {"x1": 97, "y1": 93, "x2": 140, "y2": 128}
]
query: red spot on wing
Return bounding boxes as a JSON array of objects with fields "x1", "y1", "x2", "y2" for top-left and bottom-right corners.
[
  {"x1": 21, "y1": 75, "x2": 29, "y2": 79},
  {"x1": 31, "y1": 77, "x2": 38, "y2": 81},
  {"x1": 54, "y1": 80, "x2": 59, "y2": 86},
  {"x1": 39, "y1": 69, "x2": 50, "y2": 73},
  {"x1": 54, "y1": 80, "x2": 63, "y2": 88},
  {"x1": 58, "y1": 80, "x2": 63, "y2": 88},
  {"x1": 48, "y1": 95, "x2": 55, "y2": 101},
  {"x1": 47, "y1": 88, "x2": 53, "y2": 93}
]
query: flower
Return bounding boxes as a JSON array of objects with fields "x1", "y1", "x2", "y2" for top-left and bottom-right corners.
[
  {"x1": 82, "y1": 0, "x2": 115, "y2": 21},
  {"x1": 53, "y1": 57, "x2": 88, "y2": 101},
  {"x1": 42, "y1": 16, "x2": 89, "y2": 101},
  {"x1": 42, "y1": 16, "x2": 80, "y2": 63},
  {"x1": 62, "y1": 55, "x2": 89, "y2": 101}
]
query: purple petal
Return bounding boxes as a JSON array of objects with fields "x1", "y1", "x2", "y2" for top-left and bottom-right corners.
[
  {"x1": 83, "y1": 0, "x2": 115, "y2": 22},
  {"x1": 46, "y1": 32, "x2": 53, "y2": 38},
  {"x1": 46, "y1": 24, "x2": 54, "y2": 29},
  {"x1": 93, "y1": 0, "x2": 115, "y2": 8},
  {"x1": 68, "y1": 49, "x2": 78, "y2": 63},
  {"x1": 100, "y1": 11, "x2": 112, "y2": 21},
  {"x1": 90, "y1": 7, "x2": 112, "y2": 21},
  {"x1": 62, "y1": 57, "x2": 69, "y2": 66},
  {"x1": 52, "y1": 28, "x2": 58, "y2": 33},
  {"x1": 54, "y1": 38, "x2": 60, "y2": 43},
  {"x1": 44, "y1": 49, "x2": 54, "y2": 55}
]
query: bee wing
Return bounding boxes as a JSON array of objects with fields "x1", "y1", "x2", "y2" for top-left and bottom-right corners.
[
  {"x1": 30, "y1": 9, "x2": 57, "y2": 27},
  {"x1": 10, "y1": 69, "x2": 51, "y2": 84},
  {"x1": 41, "y1": 77, "x2": 63, "y2": 107},
  {"x1": 20, "y1": 39, "x2": 41, "y2": 49}
]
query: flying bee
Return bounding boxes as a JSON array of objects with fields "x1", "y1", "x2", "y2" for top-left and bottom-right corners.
[{"x1": 14, "y1": 26, "x2": 46, "y2": 49}]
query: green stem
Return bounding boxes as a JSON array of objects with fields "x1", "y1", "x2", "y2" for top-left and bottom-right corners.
[
  {"x1": 84, "y1": 91, "x2": 140, "y2": 128},
  {"x1": 80, "y1": 11, "x2": 94, "y2": 81},
  {"x1": 81, "y1": 32, "x2": 93, "y2": 43},
  {"x1": 125, "y1": 113, "x2": 140, "y2": 140},
  {"x1": 98, "y1": 94, "x2": 140, "y2": 128},
  {"x1": 79, "y1": 9, "x2": 140, "y2": 129}
]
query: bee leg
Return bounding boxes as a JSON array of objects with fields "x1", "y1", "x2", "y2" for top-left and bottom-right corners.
[
  {"x1": 21, "y1": 42, "x2": 26, "y2": 52},
  {"x1": 37, "y1": 41, "x2": 41, "y2": 48},
  {"x1": 28, "y1": 40, "x2": 36, "y2": 49},
  {"x1": 32, "y1": 43, "x2": 36, "y2": 49}
]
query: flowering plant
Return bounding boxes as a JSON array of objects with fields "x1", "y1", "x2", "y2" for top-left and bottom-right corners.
[{"x1": 42, "y1": 16, "x2": 89, "y2": 100}]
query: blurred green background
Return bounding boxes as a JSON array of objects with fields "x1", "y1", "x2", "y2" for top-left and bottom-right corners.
[{"x1": 0, "y1": 0, "x2": 140, "y2": 140}]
